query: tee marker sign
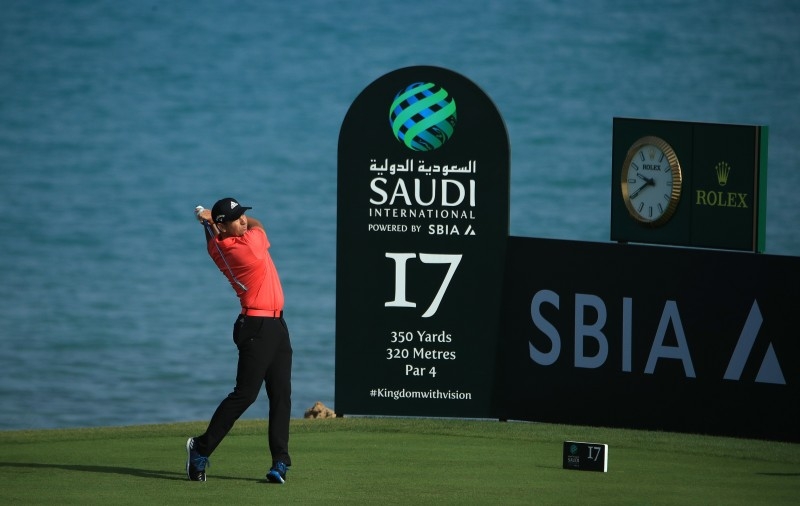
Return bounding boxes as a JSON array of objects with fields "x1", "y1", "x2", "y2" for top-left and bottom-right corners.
[{"x1": 563, "y1": 441, "x2": 608, "y2": 472}]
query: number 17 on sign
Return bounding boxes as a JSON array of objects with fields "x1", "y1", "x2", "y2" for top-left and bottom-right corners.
[{"x1": 385, "y1": 253, "x2": 462, "y2": 318}]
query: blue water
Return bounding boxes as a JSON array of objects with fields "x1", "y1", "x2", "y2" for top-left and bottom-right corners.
[{"x1": 1, "y1": 0, "x2": 798, "y2": 430}]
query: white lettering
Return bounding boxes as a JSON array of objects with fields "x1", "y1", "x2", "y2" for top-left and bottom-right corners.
[
  {"x1": 370, "y1": 177, "x2": 476, "y2": 207},
  {"x1": 574, "y1": 293, "x2": 608, "y2": 369},
  {"x1": 529, "y1": 290, "x2": 561, "y2": 366},
  {"x1": 529, "y1": 291, "x2": 695, "y2": 378},
  {"x1": 369, "y1": 177, "x2": 389, "y2": 205},
  {"x1": 643, "y1": 301, "x2": 695, "y2": 377}
]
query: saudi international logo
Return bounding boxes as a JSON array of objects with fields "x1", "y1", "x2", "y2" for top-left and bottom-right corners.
[{"x1": 389, "y1": 82, "x2": 457, "y2": 151}]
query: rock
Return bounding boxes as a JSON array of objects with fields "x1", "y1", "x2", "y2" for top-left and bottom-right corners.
[{"x1": 304, "y1": 401, "x2": 337, "y2": 419}]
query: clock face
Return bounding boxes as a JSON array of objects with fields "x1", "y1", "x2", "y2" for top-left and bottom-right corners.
[{"x1": 621, "y1": 136, "x2": 682, "y2": 226}]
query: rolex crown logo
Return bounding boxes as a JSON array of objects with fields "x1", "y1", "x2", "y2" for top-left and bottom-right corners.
[
  {"x1": 647, "y1": 147, "x2": 656, "y2": 160},
  {"x1": 715, "y1": 161, "x2": 731, "y2": 186}
]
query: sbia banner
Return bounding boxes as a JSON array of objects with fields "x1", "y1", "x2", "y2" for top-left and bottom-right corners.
[
  {"x1": 498, "y1": 236, "x2": 799, "y2": 442},
  {"x1": 336, "y1": 66, "x2": 510, "y2": 418}
]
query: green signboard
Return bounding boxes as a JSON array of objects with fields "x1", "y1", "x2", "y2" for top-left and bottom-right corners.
[
  {"x1": 611, "y1": 117, "x2": 768, "y2": 252},
  {"x1": 336, "y1": 66, "x2": 510, "y2": 418}
]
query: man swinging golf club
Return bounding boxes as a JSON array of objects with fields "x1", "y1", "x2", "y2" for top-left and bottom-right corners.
[{"x1": 187, "y1": 197, "x2": 292, "y2": 483}]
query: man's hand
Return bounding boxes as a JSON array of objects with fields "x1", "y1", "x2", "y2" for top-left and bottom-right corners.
[
  {"x1": 195, "y1": 205, "x2": 213, "y2": 223},
  {"x1": 246, "y1": 216, "x2": 264, "y2": 231},
  {"x1": 195, "y1": 205, "x2": 220, "y2": 241}
]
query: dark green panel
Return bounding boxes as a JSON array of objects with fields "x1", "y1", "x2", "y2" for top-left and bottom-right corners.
[
  {"x1": 336, "y1": 66, "x2": 510, "y2": 418},
  {"x1": 611, "y1": 118, "x2": 693, "y2": 246},
  {"x1": 757, "y1": 127, "x2": 769, "y2": 252},
  {"x1": 499, "y1": 236, "x2": 800, "y2": 442},
  {"x1": 690, "y1": 123, "x2": 759, "y2": 251},
  {"x1": 611, "y1": 117, "x2": 766, "y2": 252}
]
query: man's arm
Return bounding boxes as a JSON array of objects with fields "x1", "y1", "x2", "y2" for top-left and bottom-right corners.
[
  {"x1": 246, "y1": 216, "x2": 265, "y2": 231},
  {"x1": 195, "y1": 207, "x2": 220, "y2": 242}
]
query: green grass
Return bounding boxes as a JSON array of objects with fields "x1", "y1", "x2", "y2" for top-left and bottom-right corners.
[{"x1": 1, "y1": 418, "x2": 798, "y2": 505}]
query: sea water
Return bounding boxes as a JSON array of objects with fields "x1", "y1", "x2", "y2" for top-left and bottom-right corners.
[{"x1": 1, "y1": 0, "x2": 798, "y2": 429}]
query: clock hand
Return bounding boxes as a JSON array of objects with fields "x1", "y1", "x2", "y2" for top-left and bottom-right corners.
[
  {"x1": 637, "y1": 173, "x2": 655, "y2": 186},
  {"x1": 629, "y1": 172, "x2": 656, "y2": 199},
  {"x1": 629, "y1": 182, "x2": 650, "y2": 199}
]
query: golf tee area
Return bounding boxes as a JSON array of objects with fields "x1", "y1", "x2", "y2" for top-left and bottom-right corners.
[{"x1": 2, "y1": 417, "x2": 798, "y2": 505}]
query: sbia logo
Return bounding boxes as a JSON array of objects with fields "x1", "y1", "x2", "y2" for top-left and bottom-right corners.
[
  {"x1": 722, "y1": 300, "x2": 784, "y2": 384},
  {"x1": 528, "y1": 291, "x2": 786, "y2": 385}
]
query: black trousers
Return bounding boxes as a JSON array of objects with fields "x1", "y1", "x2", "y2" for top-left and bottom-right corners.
[{"x1": 195, "y1": 314, "x2": 293, "y2": 466}]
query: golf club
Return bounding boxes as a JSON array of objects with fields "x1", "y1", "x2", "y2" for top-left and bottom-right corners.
[{"x1": 195, "y1": 205, "x2": 248, "y2": 292}]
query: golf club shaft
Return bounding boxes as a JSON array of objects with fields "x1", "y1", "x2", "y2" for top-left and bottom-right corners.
[{"x1": 201, "y1": 219, "x2": 248, "y2": 292}]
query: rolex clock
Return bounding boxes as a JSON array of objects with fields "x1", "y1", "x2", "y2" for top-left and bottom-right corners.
[{"x1": 620, "y1": 136, "x2": 682, "y2": 227}]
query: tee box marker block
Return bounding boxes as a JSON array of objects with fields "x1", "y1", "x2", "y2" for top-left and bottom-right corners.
[{"x1": 563, "y1": 441, "x2": 608, "y2": 472}]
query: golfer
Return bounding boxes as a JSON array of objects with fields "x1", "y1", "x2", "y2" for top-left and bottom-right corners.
[{"x1": 186, "y1": 197, "x2": 292, "y2": 483}]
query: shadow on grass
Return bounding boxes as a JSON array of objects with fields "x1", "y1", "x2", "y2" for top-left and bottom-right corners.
[{"x1": 0, "y1": 462, "x2": 261, "y2": 482}]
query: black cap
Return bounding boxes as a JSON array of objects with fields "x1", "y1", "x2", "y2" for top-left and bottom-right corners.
[{"x1": 211, "y1": 197, "x2": 252, "y2": 223}]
